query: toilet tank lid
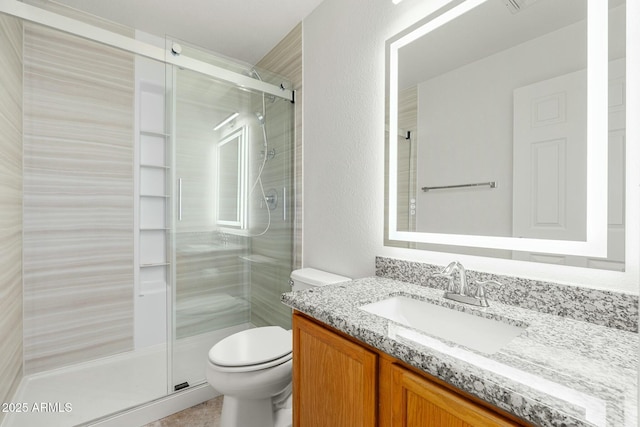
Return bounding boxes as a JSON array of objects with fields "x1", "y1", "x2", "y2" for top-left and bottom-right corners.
[{"x1": 290, "y1": 268, "x2": 351, "y2": 287}]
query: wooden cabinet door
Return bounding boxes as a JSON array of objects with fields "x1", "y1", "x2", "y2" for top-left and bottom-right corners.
[
  {"x1": 391, "y1": 364, "x2": 522, "y2": 427},
  {"x1": 293, "y1": 314, "x2": 377, "y2": 427}
]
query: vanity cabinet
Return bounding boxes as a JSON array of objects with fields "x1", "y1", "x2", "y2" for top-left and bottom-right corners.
[
  {"x1": 293, "y1": 311, "x2": 377, "y2": 427},
  {"x1": 292, "y1": 312, "x2": 528, "y2": 427}
]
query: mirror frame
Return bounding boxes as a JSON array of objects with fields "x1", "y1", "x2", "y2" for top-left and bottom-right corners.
[
  {"x1": 387, "y1": 0, "x2": 609, "y2": 257},
  {"x1": 216, "y1": 126, "x2": 248, "y2": 229}
]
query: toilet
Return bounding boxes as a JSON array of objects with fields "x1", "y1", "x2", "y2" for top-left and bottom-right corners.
[{"x1": 206, "y1": 268, "x2": 351, "y2": 427}]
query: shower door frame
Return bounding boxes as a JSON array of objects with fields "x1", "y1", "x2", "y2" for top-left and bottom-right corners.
[{"x1": 0, "y1": 0, "x2": 294, "y2": 103}]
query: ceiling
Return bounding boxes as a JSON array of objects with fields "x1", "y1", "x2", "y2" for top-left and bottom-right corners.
[{"x1": 42, "y1": 0, "x2": 325, "y2": 65}]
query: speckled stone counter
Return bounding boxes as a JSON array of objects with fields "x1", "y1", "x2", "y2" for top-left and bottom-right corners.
[
  {"x1": 376, "y1": 257, "x2": 639, "y2": 332},
  {"x1": 281, "y1": 277, "x2": 638, "y2": 427}
]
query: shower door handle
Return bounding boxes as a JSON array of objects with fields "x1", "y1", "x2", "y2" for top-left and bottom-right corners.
[
  {"x1": 177, "y1": 178, "x2": 183, "y2": 221},
  {"x1": 283, "y1": 186, "x2": 287, "y2": 221}
]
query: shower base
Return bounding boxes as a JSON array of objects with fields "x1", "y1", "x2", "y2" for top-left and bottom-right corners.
[
  {"x1": 2, "y1": 323, "x2": 252, "y2": 427},
  {"x1": 2, "y1": 345, "x2": 166, "y2": 427}
]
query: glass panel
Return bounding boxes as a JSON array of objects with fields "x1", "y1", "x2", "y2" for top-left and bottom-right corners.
[
  {"x1": 168, "y1": 49, "x2": 295, "y2": 389},
  {"x1": 4, "y1": 15, "x2": 170, "y2": 427},
  {"x1": 248, "y1": 86, "x2": 296, "y2": 330}
]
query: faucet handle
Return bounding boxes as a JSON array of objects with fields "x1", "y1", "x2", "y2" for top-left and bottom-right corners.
[{"x1": 474, "y1": 279, "x2": 501, "y2": 307}]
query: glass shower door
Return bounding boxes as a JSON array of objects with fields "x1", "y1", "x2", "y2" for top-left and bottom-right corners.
[{"x1": 168, "y1": 58, "x2": 295, "y2": 391}]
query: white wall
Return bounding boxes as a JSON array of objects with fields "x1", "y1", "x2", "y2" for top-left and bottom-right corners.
[
  {"x1": 302, "y1": 0, "x2": 640, "y2": 293},
  {"x1": 303, "y1": 0, "x2": 454, "y2": 279}
]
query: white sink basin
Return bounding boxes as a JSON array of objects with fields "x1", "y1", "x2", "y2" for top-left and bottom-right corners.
[{"x1": 359, "y1": 296, "x2": 525, "y2": 354}]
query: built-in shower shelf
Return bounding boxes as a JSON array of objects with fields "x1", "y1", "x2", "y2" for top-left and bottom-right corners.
[
  {"x1": 140, "y1": 163, "x2": 170, "y2": 169},
  {"x1": 136, "y1": 80, "x2": 169, "y2": 351},
  {"x1": 239, "y1": 254, "x2": 279, "y2": 264},
  {"x1": 140, "y1": 262, "x2": 169, "y2": 268},
  {"x1": 140, "y1": 130, "x2": 170, "y2": 137}
]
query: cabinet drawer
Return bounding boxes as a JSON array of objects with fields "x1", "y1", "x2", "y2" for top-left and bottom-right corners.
[{"x1": 390, "y1": 364, "x2": 521, "y2": 427}]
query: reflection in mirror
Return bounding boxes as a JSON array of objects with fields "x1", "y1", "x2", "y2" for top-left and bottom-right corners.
[
  {"x1": 387, "y1": 0, "x2": 626, "y2": 271},
  {"x1": 217, "y1": 126, "x2": 248, "y2": 228}
]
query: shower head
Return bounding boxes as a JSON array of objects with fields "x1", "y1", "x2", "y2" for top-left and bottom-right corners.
[{"x1": 255, "y1": 112, "x2": 265, "y2": 126}]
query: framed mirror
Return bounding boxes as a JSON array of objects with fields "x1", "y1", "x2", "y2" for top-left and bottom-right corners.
[
  {"x1": 216, "y1": 126, "x2": 248, "y2": 229},
  {"x1": 386, "y1": 0, "x2": 629, "y2": 268}
]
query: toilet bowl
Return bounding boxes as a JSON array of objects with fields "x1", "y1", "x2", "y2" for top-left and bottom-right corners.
[
  {"x1": 206, "y1": 268, "x2": 351, "y2": 427},
  {"x1": 206, "y1": 326, "x2": 292, "y2": 427}
]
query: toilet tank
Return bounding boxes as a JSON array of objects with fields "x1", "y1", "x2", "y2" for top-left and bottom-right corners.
[{"x1": 290, "y1": 268, "x2": 351, "y2": 291}]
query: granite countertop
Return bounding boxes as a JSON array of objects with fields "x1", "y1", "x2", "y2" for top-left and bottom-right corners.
[{"x1": 281, "y1": 277, "x2": 638, "y2": 427}]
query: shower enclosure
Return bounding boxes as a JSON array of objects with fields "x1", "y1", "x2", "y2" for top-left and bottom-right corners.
[
  {"x1": 167, "y1": 46, "x2": 295, "y2": 389},
  {"x1": 0, "y1": 3, "x2": 295, "y2": 426}
]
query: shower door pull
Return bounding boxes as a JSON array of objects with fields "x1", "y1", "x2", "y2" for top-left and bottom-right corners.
[
  {"x1": 177, "y1": 178, "x2": 183, "y2": 221},
  {"x1": 283, "y1": 186, "x2": 287, "y2": 221}
]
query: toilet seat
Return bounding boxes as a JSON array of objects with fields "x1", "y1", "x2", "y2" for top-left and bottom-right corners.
[
  {"x1": 209, "y1": 352, "x2": 292, "y2": 373},
  {"x1": 208, "y1": 326, "x2": 292, "y2": 372}
]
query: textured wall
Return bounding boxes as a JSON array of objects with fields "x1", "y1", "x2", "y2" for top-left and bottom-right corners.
[
  {"x1": 302, "y1": 0, "x2": 439, "y2": 279},
  {"x1": 23, "y1": 23, "x2": 135, "y2": 374},
  {"x1": 0, "y1": 14, "x2": 23, "y2": 420},
  {"x1": 257, "y1": 23, "x2": 303, "y2": 269},
  {"x1": 250, "y1": 24, "x2": 302, "y2": 328}
]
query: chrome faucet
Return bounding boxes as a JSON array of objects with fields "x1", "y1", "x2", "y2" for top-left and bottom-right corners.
[
  {"x1": 434, "y1": 261, "x2": 468, "y2": 295},
  {"x1": 433, "y1": 261, "x2": 499, "y2": 307}
]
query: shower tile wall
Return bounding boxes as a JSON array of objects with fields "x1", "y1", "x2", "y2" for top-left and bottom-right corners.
[
  {"x1": 22, "y1": 23, "x2": 135, "y2": 374},
  {"x1": 257, "y1": 23, "x2": 303, "y2": 270},
  {"x1": 250, "y1": 24, "x2": 302, "y2": 329},
  {"x1": 0, "y1": 14, "x2": 23, "y2": 422}
]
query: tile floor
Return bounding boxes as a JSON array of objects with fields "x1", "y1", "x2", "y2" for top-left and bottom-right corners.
[{"x1": 143, "y1": 396, "x2": 222, "y2": 427}]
